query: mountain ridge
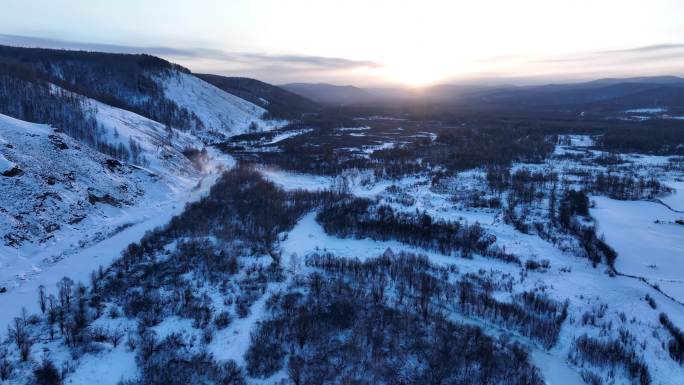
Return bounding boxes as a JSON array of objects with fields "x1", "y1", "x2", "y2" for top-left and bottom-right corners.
[{"x1": 197, "y1": 74, "x2": 320, "y2": 120}]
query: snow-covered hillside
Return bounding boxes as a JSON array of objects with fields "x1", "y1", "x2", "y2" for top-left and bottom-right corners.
[
  {"x1": 0, "y1": 112, "x2": 211, "y2": 302},
  {"x1": 0, "y1": 113, "x2": 159, "y2": 245},
  {"x1": 0, "y1": 67, "x2": 284, "y2": 330},
  {"x1": 160, "y1": 72, "x2": 286, "y2": 141},
  {"x1": 0, "y1": 111, "x2": 238, "y2": 337},
  {"x1": 80, "y1": 96, "x2": 204, "y2": 179}
]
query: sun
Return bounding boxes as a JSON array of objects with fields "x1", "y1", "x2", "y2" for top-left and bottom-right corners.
[
  {"x1": 387, "y1": 65, "x2": 440, "y2": 87},
  {"x1": 383, "y1": 59, "x2": 448, "y2": 87}
]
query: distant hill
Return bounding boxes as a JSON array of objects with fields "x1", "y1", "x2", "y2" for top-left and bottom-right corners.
[
  {"x1": 282, "y1": 76, "x2": 684, "y2": 113},
  {"x1": 197, "y1": 74, "x2": 319, "y2": 119},
  {"x1": 282, "y1": 83, "x2": 377, "y2": 106},
  {"x1": 581, "y1": 76, "x2": 684, "y2": 87},
  {"x1": 467, "y1": 76, "x2": 684, "y2": 113}
]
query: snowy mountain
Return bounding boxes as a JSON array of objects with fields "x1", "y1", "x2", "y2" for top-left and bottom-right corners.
[
  {"x1": 0, "y1": 47, "x2": 282, "y2": 338},
  {"x1": 0, "y1": 45, "x2": 286, "y2": 144},
  {"x1": 196, "y1": 74, "x2": 320, "y2": 120},
  {"x1": 0, "y1": 46, "x2": 290, "y2": 251},
  {"x1": 282, "y1": 82, "x2": 377, "y2": 106}
]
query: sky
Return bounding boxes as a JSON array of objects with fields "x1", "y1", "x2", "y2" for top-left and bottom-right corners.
[{"x1": 1, "y1": 0, "x2": 684, "y2": 86}]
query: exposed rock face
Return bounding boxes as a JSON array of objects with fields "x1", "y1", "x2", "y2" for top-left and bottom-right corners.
[{"x1": 1, "y1": 166, "x2": 22, "y2": 177}]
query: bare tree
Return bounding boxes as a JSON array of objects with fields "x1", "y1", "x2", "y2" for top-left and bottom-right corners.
[
  {"x1": 57, "y1": 277, "x2": 74, "y2": 309},
  {"x1": 7, "y1": 312, "x2": 32, "y2": 361},
  {"x1": 109, "y1": 328, "x2": 125, "y2": 348},
  {"x1": 38, "y1": 285, "x2": 46, "y2": 314}
]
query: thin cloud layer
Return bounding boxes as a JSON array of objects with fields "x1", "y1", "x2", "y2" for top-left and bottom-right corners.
[
  {"x1": 0, "y1": 34, "x2": 382, "y2": 84},
  {"x1": 463, "y1": 42, "x2": 684, "y2": 85},
  {"x1": 1, "y1": 33, "x2": 682, "y2": 86},
  {"x1": 599, "y1": 43, "x2": 684, "y2": 54}
]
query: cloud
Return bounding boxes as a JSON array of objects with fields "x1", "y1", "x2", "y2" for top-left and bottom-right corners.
[
  {"x1": 0, "y1": 34, "x2": 381, "y2": 83},
  {"x1": 518, "y1": 42, "x2": 684, "y2": 78},
  {"x1": 598, "y1": 43, "x2": 684, "y2": 54},
  {"x1": 3, "y1": 33, "x2": 681, "y2": 87},
  {"x1": 237, "y1": 53, "x2": 381, "y2": 69},
  {"x1": 0, "y1": 33, "x2": 192, "y2": 56}
]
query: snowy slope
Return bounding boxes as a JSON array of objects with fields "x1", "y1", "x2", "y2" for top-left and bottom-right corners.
[
  {"x1": 159, "y1": 72, "x2": 286, "y2": 141},
  {"x1": 0, "y1": 113, "x2": 144, "y2": 244},
  {"x1": 0, "y1": 152, "x2": 16, "y2": 174},
  {"x1": 0, "y1": 112, "x2": 207, "y2": 294},
  {"x1": 80, "y1": 96, "x2": 204, "y2": 182}
]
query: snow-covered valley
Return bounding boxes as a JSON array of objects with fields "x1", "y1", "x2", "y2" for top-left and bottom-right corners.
[
  {"x1": 5, "y1": 116, "x2": 684, "y2": 384},
  {"x1": 0, "y1": 46, "x2": 683, "y2": 385}
]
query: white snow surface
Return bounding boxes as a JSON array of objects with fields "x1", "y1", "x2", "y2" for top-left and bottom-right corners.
[
  {"x1": 263, "y1": 128, "x2": 313, "y2": 145},
  {"x1": 0, "y1": 130, "x2": 17, "y2": 174},
  {"x1": 67, "y1": 345, "x2": 138, "y2": 385},
  {"x1": 0, "y1": 153, "x2": 16, "y2": 173},
  {"x1": 259, "y1": 167, "x2": 334, "y2": 191},
  {"x1": 564, "y1": 134, "x2": 594, "y2": 147},
  {"x1": 209, "y1": 291, "x2": 271, "y2": 366},
  {"x1": 625, "y1": 107, "x2": 667, "y2": 114}
]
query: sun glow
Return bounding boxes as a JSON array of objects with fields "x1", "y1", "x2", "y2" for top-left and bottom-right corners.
[
  {"x1": 387, "y1": 65, "x2": 441, "y2": 86},
  {"x1": 1, "y1": 0, "x2": 682, "y2": 85},
  {"x1": 384, "y1": 59, "x2": 451, "y2": 87}
]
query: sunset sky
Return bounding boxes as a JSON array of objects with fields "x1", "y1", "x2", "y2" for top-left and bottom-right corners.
[{"x1": 2, "y1": 0, "x2": 684, "y2": 86}]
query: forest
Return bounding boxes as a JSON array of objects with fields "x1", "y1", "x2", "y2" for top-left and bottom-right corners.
[
  {"x1": 0, "y1": 45, "x2": 204, "y2": 133},
  {"x1": 316, "y1": 197, "x2": 500, "y2": 259},
  {"x1": 0, "y1": 167, "x2": 575, "y2": 385}
]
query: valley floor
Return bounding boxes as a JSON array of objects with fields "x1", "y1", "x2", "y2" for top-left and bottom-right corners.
[{"x1": 2, "y1": 130, "x2": 684, "y2": 385}]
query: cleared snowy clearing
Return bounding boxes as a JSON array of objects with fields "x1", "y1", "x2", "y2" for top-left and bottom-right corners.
[
  {"x1": 662, "y1": 180, "x2": 684, "y2": 211},
  {"x1": 591, "y1": 195, "x2": 684, "y2": 302},
  {"x1": 263, "y1": 128, "x2": 313, "y2": 145},
  {"x1": 258, "y1": 167, "x2": 333, "y2": 191},
  {"x1": 209, "y1": 287, "x2": 273, "y2": 366},
  {"x1": 625, "y1": 108, "x2": 668, "y2": 114},
  {"x1": 67, "y1": 345, "x2": 138, "y2": 385}
]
